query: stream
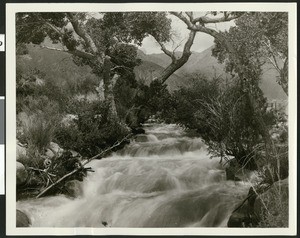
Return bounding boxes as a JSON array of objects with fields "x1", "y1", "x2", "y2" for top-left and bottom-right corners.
[{"x1": 17, "y1": 122, "x2": 252, "y2": 227}]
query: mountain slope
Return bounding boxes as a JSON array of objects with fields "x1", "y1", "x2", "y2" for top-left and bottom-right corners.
[
  {"x1": 18, "y1": 44, "x2": 287, "y2": 100},
  {"x1": 135, "y1": 47, "x2": 287, "y2": 100}
]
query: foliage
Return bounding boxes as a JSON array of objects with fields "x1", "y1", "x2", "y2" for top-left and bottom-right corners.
[
  {"x1": 212, "y1": 12, "x2": 288, "y2": 94},
  {"x1": 55, "y1": 100, "x2": 130, "y2": 157},
  {"x1": 167, "y1": 75, "x2": 276, "y2": 170},
  {"x1": 134, "y1": 80, "x2": 174, "y2": 119},
  {"x1": 86, "y1": 12, "x2": 171, "y2": 48},
  {"x1": 16, "y1": 12, "x2": 174, "y2": 122},
  {"x1": 256, "y1": 113, "x2": 289, "y2": 184},
  {"x1": 16, "y1": 12, "x2": 171, "y2": 72},
  {"x1": 16, "y1": 13, "x2": 67, "y2": 45}
]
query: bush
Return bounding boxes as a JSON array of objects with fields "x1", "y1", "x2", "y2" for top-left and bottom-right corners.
[
  {"x1": 168, "y1": 75, "x2": 276, "y2": 170},
  {"x1": 55, "y1": 99, "x2": 130, "y2": 157}
]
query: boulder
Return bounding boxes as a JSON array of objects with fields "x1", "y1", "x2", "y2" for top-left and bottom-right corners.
[
  {"x1": 70, "y1": 150, "x2": 80, "y2": 158},
  {"x1": 45, "y1": 149, "x2": 55, "y2": 159},
  {"x1": 227, "y1": 203, "x2": 252, "y2": 227},
  {"x1": 225, "y1": 159, "x2": 242, "y2": 181},
  {"x1": 225, "y1": 167, "x2": 241, "y2": 181},
  {"x1": 135, "y1": 135, "x2": 149, "y2": 143},
  {"x1": 65, "y1": 180, "x2": 83, "y2": 198},
  {"x1": 16, "y1": 162, "x2": 28, "y2": 186},
  {"x1": 45, "y1": 142, "x2": 64, "y2": 158},
  {"x1": 16, "y1": 209, "x2": 31, "y2": 227},
  {"x1": 132, "y1": 127, "x2": 145, "y2": 135},
  {"x1": 227, "y1": 187, "x2": 259, "y2": 227}
]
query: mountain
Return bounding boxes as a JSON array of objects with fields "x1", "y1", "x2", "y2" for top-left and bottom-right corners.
[
  {"x1": 134, "y1": 51, "x2": 185, "y2": 90},
  {"x1": 18, "y1": 44, "x2": 287, "y2": 101},
  {"x1": 135, "y1": 47, "x2": 287, "y2": 100}
]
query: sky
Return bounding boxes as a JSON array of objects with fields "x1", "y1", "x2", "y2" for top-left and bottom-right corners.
[
  {"x1": 44, "y1": 12, "x2": 236, "y2": 55},
  {"x1": 139, "y1": 13, "x2": 235, "y2": 54}
]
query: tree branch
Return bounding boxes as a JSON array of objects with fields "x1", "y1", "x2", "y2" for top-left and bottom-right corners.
[
  {"x1": 39, "y1": 45, "x2": 95, "y2": 60},
  {"x1": 154, "y1": 30, "x2": 196, "y2": 83},
  {"x1": 192, "y1": 12, "x2": 242, "y2": 24},
  {"x1": 157, "y1": 41, "x2": 177, "y2": 62},
  {"x1": 66, "y1": 12, "x2": 98, "y2": 54},
  {"x1": 170, "y1": 12, "x2": 220, "y2": 39},
  {"x1": 185, "y1": 12, "x2": 194, "y2": 22},
  {"x1": 36, "y1": 133, "x2": 133, "y2": 198}
]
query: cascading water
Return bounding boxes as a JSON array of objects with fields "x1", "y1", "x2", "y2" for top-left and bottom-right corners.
[{"x1": 17, "y1": 122, "x2": 251, "y2": 227}]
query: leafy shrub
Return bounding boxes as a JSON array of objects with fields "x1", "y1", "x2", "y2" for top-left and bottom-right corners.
[
  {"x1": 55, "y1": 99, "x2": 130, "y2": 157},
  {"x1": 168, "y1": 75, "x2": 276, "y2": 170}
]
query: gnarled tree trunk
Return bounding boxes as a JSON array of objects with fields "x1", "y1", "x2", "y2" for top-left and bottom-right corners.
[
  {"x1": 155, "y1": 30, "x2": 196, "y2": 83},
  {"x1": 103, "y1": 55, "x2": 118, "y2": 120}
]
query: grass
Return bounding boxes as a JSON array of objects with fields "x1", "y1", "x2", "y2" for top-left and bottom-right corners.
[{"x1": 257, "y1": 179, "x2": 289, "y2": 227}]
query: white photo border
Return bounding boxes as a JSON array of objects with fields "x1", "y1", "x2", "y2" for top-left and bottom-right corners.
[{"x1": 6, "y1": 2, "x2": 297, "y2": 236}]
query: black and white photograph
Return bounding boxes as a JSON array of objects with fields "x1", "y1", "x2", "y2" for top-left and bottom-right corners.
[{"x1": 6, "y1": 2, "x2": 297, "y2": 236}]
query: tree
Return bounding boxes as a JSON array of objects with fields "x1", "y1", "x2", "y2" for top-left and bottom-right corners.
[
  {"x1": 168, "y1": 12, "x2": 276, "y2": 156},
  {"x1": 212, "y1": 12, "x2": 288, "y2": 95},
  {"x1": 16, "y1": 12, "x2": 171, "y2": 119},
  {"x1": 171, "y1": 75, "x2": 275, "y2": 170},
  {"x1": 152, "y1": 11, "x2": 242, "y2": 83}
]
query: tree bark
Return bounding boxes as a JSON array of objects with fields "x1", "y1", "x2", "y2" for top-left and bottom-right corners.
[
  {"x1": 280, "y1": 59, "x2": 288, "y2": 95},
  {"x1": 154, "y1": 30, "x2": 196, "y2": 84},
  {"x1": 63, "y1": 13, "x2": 118, "y2": 119},
  {"x1": 103, "y1": 55, "x2": 118, "y2": 120}
]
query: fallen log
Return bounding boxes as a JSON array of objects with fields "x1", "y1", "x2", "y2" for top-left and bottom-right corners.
[{"x1": 36, "y1": 133, "x2": 133, "y2": 198}]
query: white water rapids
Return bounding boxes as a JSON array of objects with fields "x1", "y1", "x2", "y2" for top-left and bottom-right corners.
[{"x1": 17, "y1": 122, "x2": 252, "y2": 227}]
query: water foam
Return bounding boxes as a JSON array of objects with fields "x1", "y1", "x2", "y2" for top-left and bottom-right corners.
[{"x1": 17, "y1": 122, "x2": 250, "y2": 227}]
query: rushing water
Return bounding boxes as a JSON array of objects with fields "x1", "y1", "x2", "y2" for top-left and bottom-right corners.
[{"x1": 17, "y1": 122, "x2": 251, "y2": 227}]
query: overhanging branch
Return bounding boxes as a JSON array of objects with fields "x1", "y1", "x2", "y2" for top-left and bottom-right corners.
[
  {"x1": 39, "y1": 45, "x2": 95, "y2": 60},
  {"x1": 192, "y1": 12, "x2": 242, "y2": 24}
]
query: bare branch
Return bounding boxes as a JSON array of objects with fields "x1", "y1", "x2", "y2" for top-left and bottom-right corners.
[
  {"x1": 185, "y1": 12, "x2": 194, "y2": 22},
  {"x1": 36, "y1": 133, "x2": 133, "y2": 198},
  {"x1": 170, "y1": 11, "x2": 220, "y2": 39},
  {"x1": 157, "y1": 41, "x2": 176, "y2": 62},
  {"x1": 192, "y1": 11, "x2": 242, "y2": 24},
  {"x1": 44, "y1": 21, "x2": 64, "y2": 36},
  {"x1": 170, "y1": 11, "x2": 193, "y2": 29}
]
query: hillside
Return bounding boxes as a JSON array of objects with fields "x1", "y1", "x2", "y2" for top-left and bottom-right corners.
[
  {"x1": 136, "y1": 47, "x2": 287, "y2": 100},
  {"x1": 18, "y1": 44, "x2": 287, "y2": 100},
  {"x1": 17, "y1": 44, "x2": 98, "y2": 90},
  {"x1": 134, "y1": 51, "x2": 185, "y2": 90}
]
